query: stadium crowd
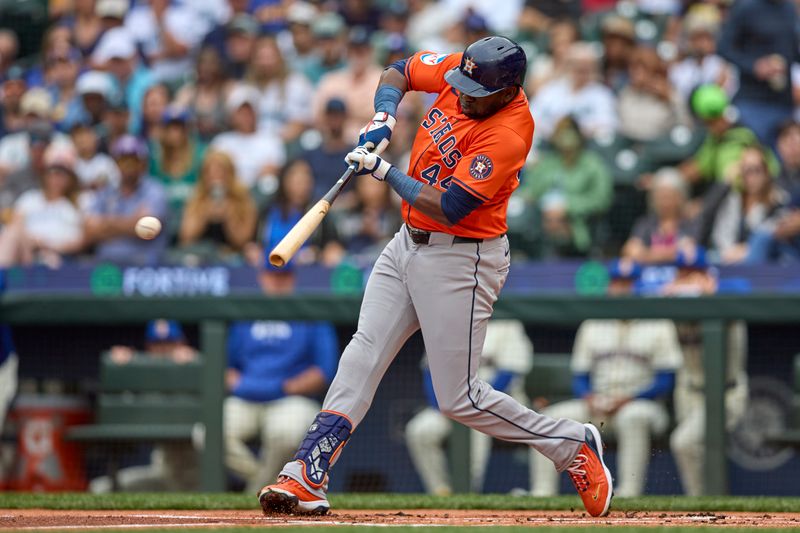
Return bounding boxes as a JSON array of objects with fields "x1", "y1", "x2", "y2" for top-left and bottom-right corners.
[{"x1": 0, "y1": 0, "x2": 799, "y2": 270}]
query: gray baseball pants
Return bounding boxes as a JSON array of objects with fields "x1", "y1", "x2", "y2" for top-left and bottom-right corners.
[{"x1": 323, "y1": 226, "x2": 585, "y2": 471}]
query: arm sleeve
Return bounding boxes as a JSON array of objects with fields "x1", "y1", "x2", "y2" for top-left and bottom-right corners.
[
  {"x1": 635, "y1": 371, "x2": 676, "y2": 399},
  {"x1": 423, "y1": 368, "x2": 439, "y2": 409},
  {"x1": 491, "y1": 371, "x2": 515, "y2": 393},
  {"x1": 312, "y1": 323, "x2": 339, "y2": 384},
  {"x1": 450, "y1": 127, "x2": 529, "y2": 203},
  {"x1": 440, "y1": 182, "x2": 484, "y2": 224},
  {"x1": 405, "y1": 51, "x2": 463, "y2": 94},
  {"x1": 572, "y1": 373, "x2": 591, "y2": 398}
]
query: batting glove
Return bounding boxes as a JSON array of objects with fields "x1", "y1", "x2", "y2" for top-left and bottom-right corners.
[
  {"x1": 357, "y1": 112, "x2": 396, "y2": 155},
  {"x1": 345, "y1": 146, "x2": 392, "y2": 180}
]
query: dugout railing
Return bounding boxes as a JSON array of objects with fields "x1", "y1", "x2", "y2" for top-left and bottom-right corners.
[{"x1": 3, "y1": 292, "x2": 800, "y2": 494}]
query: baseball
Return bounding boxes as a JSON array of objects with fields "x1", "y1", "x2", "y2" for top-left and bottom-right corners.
[{"x1": 135, "y1": 216, "x2": 162, "y2": 240}]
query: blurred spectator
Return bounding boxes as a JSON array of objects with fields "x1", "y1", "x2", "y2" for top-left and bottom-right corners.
[
  {"x1": 251, "y1": 0, "x2": 291, "y2": 33},
  {"x1": 530, "y1": 261, "x2": 682, "y2": 497},
  {"x1": 0, "y1": 67, "x2": 27, "y2": 137},
  {"x1": 0, "y1": 122, "x2": 53, "y2": 221},
  {"x1": 25, "y1": 25, "x2": 73, "y2": 88},
  {"x1": 139, "y1": 83, "x2": 170, "y2": 141},
  {"x1": 211, "y1": 84, "x2": 285, "y2": 188},
  {"x1": 519, "y1": 116, "x2": 613, "y2": 256},
  {"x1": 216, "y1": 14, "x2": 260, "y2": 80},
  {"x1": 264, "y1": 159, "x2": 343, "y2": 266},
  {"x1": 531, "y1": 42, "x2": 618, "y2": 141},
  {"x1": 519, "y1": 0, "x2": 581, "y2": 36},
  {"x1": 406, "y1": 0, "x2": 460, "y2": 53},
  {"x1": 677, "y1": 85, "x2": 778, "y2": 188},
  {"x1": 63, "y1": 70, "x2": 116, "y2": 130},
  {"x1": 101, "y1": 97, "x2": 130, "y2": 150},
  {"x1": 718, "y1": 0, "x2": 799, "y2": 149},
  {"x1": 339, "y1": 0, "x2": 382, "y2": 30},
  {"x1": 174, "y1": 46, "x2": 232, "y2": 142},
  {"x1": 526, "y1": 20, "x2": 580, "y2": 97},
  {"x1": 668, "y1": 6, "x2": 732, "y2": 102},
  {"x1": 0, "y1": 30, "x2": 20, "y2": 80},
  {"x1": 619, "y1": 46, "x2": 690, "y2": 142},
  {"x1": 600, "y1": 15, "x2": 636, "y2": 93},
  {"x1": 84, "y1": 135, "x2": 168, "y2": 265},
  {"x1": 96, "y1": 0, "x2": 129, "y2": 31},
  {"x1": 623, "y1": 167, "x2": 696, "y2": 264},
  {"x1": 202, "y1": 0, "x2": 252, "y2": 66},
  {"x1": 332, "y1": 175, "x2": 402, "y2": 259},
  {"x1": 302, "y1": 98, "x2": 352, "y2": 199},
  {"x1": 44, "y1": 47, "x2": 81, "y2": 128},
  {"x1": 407, "y1": 321, "x2": 532, "y2": 495},
  {"x1": 458, "y1": 9, "x2": 492, "y2": 47},
  {"x1": 440, "y1": 0, "x2": 522, "y2": 35},
  {"x1": 280, "y1": 2, "x2": 319, "y2": 76},
  {"x1": 70, "y1": 121, "x2": 120, "y2": 196},
  {"x1": 694, "y1": 146, "x2": 791, "y2": 264},
  {"x1": 91, "y1": 320, "x2": 199, "y2": 492},
  {"x1": 124, "y1": 0, "x2": 206, "y2": 86},
  {"x1": 777, "y1": 120, "x2": 800, "y2": 195},
  {"x1": 148, "y1": 107, "x2": 207, "y2": 216},
  {"x1": 304, "y1": 13, "x2": 347, "y2": 85},
  {"x1": 378, "y1": 32, "x2": 411, "y2": 67},
  {"x1": 246, "y1": 36, "x2": 314, "y2": 143},
  {"x1": 313, "y1": 27, "x2": 384, "y2": 140},
  {"x1": 59, "y1": 0, "x2": 104, "y2": 57},
  {"x1": 92, "y1": 27, "x2": 153, "y2": 135},
  {"x1": 0, "y1": 88, "x2": 58, "y2": 176},
  {"x1": 0, "y1": 143, "x2": 84, "y2": 268},
  {"x1": 224, "y1": 243, "x2": 337, "y2": 492},
  {"x1": 179, "y1": 150, "x2": 257, "y2": 259},
  {"x1": 663, "y1": 255, "x2": 748, "y2": 495}
]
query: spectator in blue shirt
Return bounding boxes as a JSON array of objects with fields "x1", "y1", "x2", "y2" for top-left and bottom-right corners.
[
  {"x1": 223, "y1": 233, "x2": 338, "y2": 493},
  {"x1": 84, "y1": 135, "x2": 168, "y2": 265}
]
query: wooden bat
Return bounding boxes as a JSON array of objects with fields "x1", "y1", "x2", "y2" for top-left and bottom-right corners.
[{"x1": 268, "y1": 163, "x2": 357, "y2": 268}]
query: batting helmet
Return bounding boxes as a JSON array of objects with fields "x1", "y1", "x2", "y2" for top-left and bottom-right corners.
[{"x1": 444, "y1": 36, "x2": 527, "y2": 97}]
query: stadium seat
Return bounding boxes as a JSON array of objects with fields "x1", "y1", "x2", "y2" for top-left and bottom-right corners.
[{"x1": 640, "y1": 125, "x2": 707, "y2": 168}]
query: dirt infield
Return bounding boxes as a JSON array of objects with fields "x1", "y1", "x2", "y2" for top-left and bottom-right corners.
[{"x1": 2, "y1": 509, "x2": 800, "y2": 529}]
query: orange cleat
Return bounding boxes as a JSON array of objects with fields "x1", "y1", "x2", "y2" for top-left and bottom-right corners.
[
  {"x1": 566, "y1": 423, "x2": 614, "y2": 517},
  {"x1": 258, "y1": 475, "x2": 330, "y2": 515}
]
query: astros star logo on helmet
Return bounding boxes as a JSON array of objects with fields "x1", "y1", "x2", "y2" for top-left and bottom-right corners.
[{"x1": 463, "y1": 57, "x2": 477, "y2": 76}]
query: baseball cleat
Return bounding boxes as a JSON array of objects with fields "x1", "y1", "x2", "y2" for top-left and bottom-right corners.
[
  {"x1": 258, "y1": 476, "x2": 330, "y2": 516},
  {"x1": 566, "y1": 423, "x2": 614, "y2": 517}
]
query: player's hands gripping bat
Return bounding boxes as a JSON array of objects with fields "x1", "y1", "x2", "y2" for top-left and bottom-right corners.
[
  {"x1": 345, "y1": 146, "x2": 391, "y2": 180},
  {"x1": 357, "y1": 112, "x2": 396, "y2": 155}
]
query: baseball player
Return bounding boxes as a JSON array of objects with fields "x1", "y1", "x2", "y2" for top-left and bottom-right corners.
[
  {"x1": 259, "y1": 36, "x2": 614, "y2": 518},
  {"x1": 0, "y1": 270, "x2": 16, "y2": 455},
  {"x1": 530, "y1": 261, "x2": 683, "y2": 497},
  {"x1": 405, "y1": 320, "x2": 533, "y2": 494}
]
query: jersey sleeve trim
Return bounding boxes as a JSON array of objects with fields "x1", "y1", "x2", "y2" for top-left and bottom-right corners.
[
  {"x1": 451, "y1": 177, "x2": 491, "y2": 202},
  {"x1": 404, "y1": 59, "x2": 414, "y2": 91}
]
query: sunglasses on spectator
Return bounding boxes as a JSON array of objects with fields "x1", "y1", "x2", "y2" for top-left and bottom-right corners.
[{"x1": 741, "y1": 165, "x2": 766, "y2": 176}]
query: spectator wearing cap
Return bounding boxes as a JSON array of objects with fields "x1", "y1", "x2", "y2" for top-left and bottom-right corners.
[
  {"x1": 531, "y1": 42, "x2": 618, "y2": 142},
  {"x1": 693, "y1": 145, "x2": 791, "y2": 264},
  {"x1": 378, "y1": 32, "x2": 410, "y2": 67},
  {"x1": 0, "y1": 66, "x2": 27, "y2": 137},
  {"x1": 224, "y1": 218, "x2": 338, "y2": 493},
  {"x1": 301, "y1": 98, "x2": 353, "y2": 200},
  {"x1": 0, "y1": 143, "x2": 85, "y2": 268},
  {"x1": 520, "y1": 116, "x2": 613, "y2": 258},
  {"x1": 92, "y1": 27, "x2": 154, "y2": 135},
  {"x1": 718, "y1": 0, "x2": 799, "y2": 150},
  {"x1": 62, "y1": 70, "x2": 117, "y2": 131},
  {"x1": 90, "y1": 319, "x2": 199, "y2": 493},
  {"x1": 669, "y1": 6, "x2": 732, "y2": 103},
  {"x1": 526, "y1": 20, "x2": 580, "y2": 97},
  {"x1": 0, "y1": 121, "x2": 55, "y2": 219},
  {"x1": 96, "y1": 0, "x2": 129, "y2": 31},
  {"x1": 84, "y1": 135, "x2": 168, "y2": 266},
  {"x1": 618, "y1": 46, "x2": 690, "y2": 142},
  {"x1": 148, "y1": 107, "x2": 207, "y2": 219},
  {"x1": 530, "y1": 259, "x2": 681, "y2": 498},
  {"x1": 179, "y1": 150, "x2": 257, "y2": 262},
  {"x1": 124, "y1": 0, "x2": 206, "y2": 86},
  {"x1": 313, "y1": 26, "x2": 383, "y2": 141},
  {"x1": 101, "y1": 96, "x2": 131, "y2": 151},
  {"x1": 215, "y1": 13, "x2": 261, "y2": 80},
  {"x1": 518, "y1": 0, "x2": 580, "y2": 37},
  {"x1": 70, "y1": 120, "x2": 121, "y2": 200},
  {"x1": 43, "y1": 47, "x2": 81, "y2": 128},
  {"x1": 600, "y1": 15, "x2": 636, "y2": 93},
  {"x1": 59, "y1": 0, "x2": 104, "y2": 57},
  {"x1": 174, "y1": 46, "x2": 232, "y2": 142},
  {"x1": 623, "y1": 167, "x2": 697, "y2": 264},
  {"x1": 211, "y1": 84, "x2": 285, "y2": 189},
  {"x1": 303, "y1": 13, "x2": 347, "y2": 85},
  {"x1": 0, "y1": 89, "x2": 72, "y2": 177},
  {"x1": 245, "y1": 36, "x2": 314, "y2": 143},
  {"x1": 279, "y1": 2, "x2": 319, "y2": 76},
  {"x1": 676, "y1": 85, "x2": 778, "y2": 189}
]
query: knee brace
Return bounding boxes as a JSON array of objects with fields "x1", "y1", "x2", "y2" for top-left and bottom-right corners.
[{"x1": 293, "y1": 411, "x2": 353, "y2": 488}]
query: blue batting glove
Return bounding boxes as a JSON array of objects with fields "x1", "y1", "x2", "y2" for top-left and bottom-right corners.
[
  {"x1": 345, "y1": 146, "x2": 392, "y2": 180},
  {"x1": 357, "y1": 112, "x2": 396, "y2": 155}
]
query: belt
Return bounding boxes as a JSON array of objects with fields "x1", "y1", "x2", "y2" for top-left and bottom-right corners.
[{"x1": 405, "y1": 224, "x2": 485, "y2": 245}]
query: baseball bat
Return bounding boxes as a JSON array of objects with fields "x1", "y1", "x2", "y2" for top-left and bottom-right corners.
[{"x1": 268, "y1": 163, "x2": 357, "y2": 268}]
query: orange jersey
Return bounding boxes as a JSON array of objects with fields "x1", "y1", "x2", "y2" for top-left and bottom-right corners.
[{"x1": 402, "y1": 51, "x2": 534, "y2": 238}]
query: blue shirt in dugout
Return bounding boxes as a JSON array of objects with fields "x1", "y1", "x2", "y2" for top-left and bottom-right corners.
[
  {"x1": 0, "y1": 270, "x2": 13, "y2": 365},
  {"x1": 227, "y1": 320, "x2": 338, "y2": 403}
]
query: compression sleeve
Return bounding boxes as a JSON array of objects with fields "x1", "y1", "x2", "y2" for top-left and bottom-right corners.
[
  {"x1": 572, "y1": 373, "x2": 591, "y2": 398},
  {"x1": 385, "y1": 166, "x2": 423, "y2": 204},
  {"x1": 440, "y1": 183, "x2": 484, "y2": 225},
  {"x1": 374, "y1": 84, "x2": 404, "y2": 115},
  {"x1": 636, "y1": 371, "x2": 676, "y2": 400},
  {"x1": 491, "y1": 370, "x2": 515, "y2": 393}
]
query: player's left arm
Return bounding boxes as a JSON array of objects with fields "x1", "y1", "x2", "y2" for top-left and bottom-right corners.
[{"x1": 348, "y1": 127, "x2": 527, "y2": 226}]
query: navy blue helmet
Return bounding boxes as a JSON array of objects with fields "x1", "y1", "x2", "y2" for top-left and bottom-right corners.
[{"x1": 444, "y1": 36, "x2": 527, "y2": 97}]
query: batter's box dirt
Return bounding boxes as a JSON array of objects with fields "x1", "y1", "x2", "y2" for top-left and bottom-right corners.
[{"x1": 3, "y1": 509, "x2": 800, "y2": 529}]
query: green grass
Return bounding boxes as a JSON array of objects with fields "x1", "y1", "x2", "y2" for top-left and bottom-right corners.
[{"x1": 1, "y1": 493, "x2": 799, "y2": 513}]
